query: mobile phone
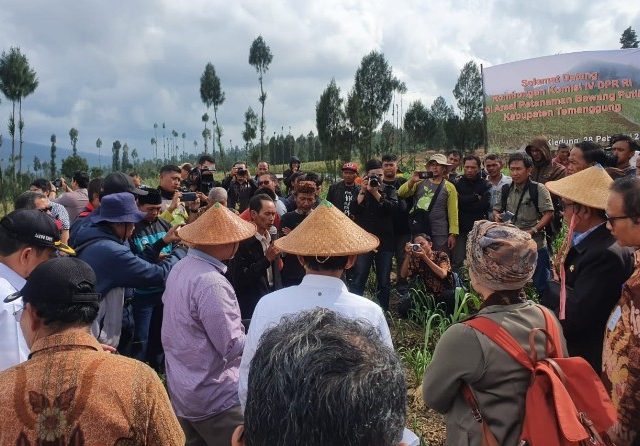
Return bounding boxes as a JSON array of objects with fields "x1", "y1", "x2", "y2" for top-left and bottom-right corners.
[
  {"x1": 418, "y1": 171, "x2": 433, "y2": 180},
  {"x1": 500, "y1": 211, "x2": 514, "y2": 222},
  {"x1": 182, "y1": 192, "x2": 197, "y2": 202}
]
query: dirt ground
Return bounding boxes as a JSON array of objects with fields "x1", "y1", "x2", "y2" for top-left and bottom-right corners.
[{"x1": 388, "y1": 295, "x2": 446, "y2": 446}]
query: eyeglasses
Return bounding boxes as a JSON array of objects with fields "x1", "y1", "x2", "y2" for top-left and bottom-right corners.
[
  {"x1": 258, "y1": 181, "x2": 271, "y2": 185},
  {"x1": 605, "y1": 214, "x2": 631, "y2": 224},
  {"x1": 39, "y1": 206, "x2": 53, "y2": 213},
  {"x1": 12, "y1": 305, "x2": 24, "y2": 323}
]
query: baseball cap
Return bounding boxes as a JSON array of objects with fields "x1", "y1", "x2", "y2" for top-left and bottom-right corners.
[
  {"x1": 4, "y1": 257, "x2": 100, "y2": 304},
  {"x1": 0, "y1": 210, "x2": 75, "y2": 255},
  {"x1": 102, "y1": 171, "x2": 148, "y2": 196},
  {"x1": 90, "y1": 192, "x2": 146, "y2": 224},
  {"x1": 426, "y1": 154, "x2": 451, "y2": 166},
  {"x1": 341, "y1": 162, "x2": 359, "y2": 172}
]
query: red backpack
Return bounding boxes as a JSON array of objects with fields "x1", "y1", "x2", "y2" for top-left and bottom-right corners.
[{"x1": 461, "y1": 306, "x2": 617, "y2": 446}]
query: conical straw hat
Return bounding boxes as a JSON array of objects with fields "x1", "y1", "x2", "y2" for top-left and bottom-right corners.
[
  {"x1": 274, "y1": 200, "x2": 379, "y2": 256},
  {"x1": 178, "y1": 202, "x2": 256, "y2": 245},
  {"x1": 546, "y1": 164, "x2": 613, "y2": 210}
]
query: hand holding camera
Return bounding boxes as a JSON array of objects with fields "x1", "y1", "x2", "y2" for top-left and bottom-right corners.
[{"x1": 168, "y1": 191, "x2": 182, "y2": 213}]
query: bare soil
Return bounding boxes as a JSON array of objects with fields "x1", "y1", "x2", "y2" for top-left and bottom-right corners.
[{"x1": 388, "y1": 295, "x2": 446, "y2": 446}]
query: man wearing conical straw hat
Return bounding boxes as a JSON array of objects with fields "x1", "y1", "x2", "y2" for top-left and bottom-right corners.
[
  {"x1": 541, "y1": 165, "x2": 634, "y2": 373},
  {"x1": 161, "y1": 203, "x2": 256, "y2": 446},
  {"x1": 236, "y1": 201, "x2": 420, "y2": 444},
  {"x1": 237, "y1": 200, "x2": 394, "y2": 404}
]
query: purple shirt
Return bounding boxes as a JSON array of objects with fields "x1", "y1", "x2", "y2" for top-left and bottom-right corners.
[{"x1": 162, "y1": 248, "x2": 245, "y2": 421}]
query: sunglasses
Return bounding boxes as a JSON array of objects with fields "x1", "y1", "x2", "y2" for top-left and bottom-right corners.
[
  {"x1": 258, "y1": 180, "x2": 272, "y2": 186},
  {"x1": 39, "y1": 206, "x2": 53, "y2": 213}
]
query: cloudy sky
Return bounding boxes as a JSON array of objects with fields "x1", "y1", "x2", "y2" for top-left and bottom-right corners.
[{"x1": 0, "y1": 0, "x2": 637, "y2": 160}]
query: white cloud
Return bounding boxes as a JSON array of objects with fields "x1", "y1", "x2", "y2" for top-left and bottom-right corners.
[{"x1": 0, "y1": 0, "x2": 636, "y2": 159}]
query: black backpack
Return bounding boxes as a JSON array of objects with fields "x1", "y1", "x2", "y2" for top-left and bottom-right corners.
[{"x1": 500, "y1": 180, "x2": 542, "y2": 221}]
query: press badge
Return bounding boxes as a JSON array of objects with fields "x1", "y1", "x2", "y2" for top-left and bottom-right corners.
[{"x1": 607, "y1": 306, "x2": 622, "y2": 331}]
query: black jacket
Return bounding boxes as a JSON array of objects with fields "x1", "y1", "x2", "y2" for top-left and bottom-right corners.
[
  {"x1": 350, "y1": 184, "x2": 398, "y2": 252},
  {"x1": 455, "y1": 174, "x2": 491, "y2": 233},
  {"x1": 326, "y1": 180, "x2": 360, "y2": 218},
  {"x1": 230, "y1": 236, "x2": 281, "y2": 320},
  {"x1": 383, "y1": 177, "x2": 411, "y2": 236},
  {"x1": 541, "y1": 224, "x2": 634, "y2": 372},
  {"x1": 227, "y1": 180, "x2": 258, "y2": 213}
]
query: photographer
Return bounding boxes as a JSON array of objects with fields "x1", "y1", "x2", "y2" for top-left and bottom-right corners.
[
  {"x1": 349, "y1": 159, "x2": 398, "y2": 311},
  {"x1": 222, "y1": 161, "x2": 247, "y2": 190},
  {"x1": 283, "y1": 156, "x2": 301, "y2": 195},
  {"x1": 228, "y1": 164, "x2": 258, "y2": 213},
  {"x1": 398, "y1": 154, "x2": 459, "y2": 255},
  {"x1": 54, "y1": 170, "x2": 90, "y2": 222},
  {"x1": 158, "y1": 165, "x2": 200, "y2": 226},
  {"x1": 400, "y1": 233, "x2": 455, "y2": 315},
  {"x1": 185, "y1": 156, "x2": 219, "y2": 197}
]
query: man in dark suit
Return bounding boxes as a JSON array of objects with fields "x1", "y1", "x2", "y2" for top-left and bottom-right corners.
[
  {"x1": 230, "y1": 194, "x2": 281, "y2": 321},
  {"x1": 542, "y1": 166, "x2": 634, "y2": 373}
]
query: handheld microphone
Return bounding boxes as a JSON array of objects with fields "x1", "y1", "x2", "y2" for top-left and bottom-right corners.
[{"x1": 268, "y1": 225, "x2": 278, "y2": 244}]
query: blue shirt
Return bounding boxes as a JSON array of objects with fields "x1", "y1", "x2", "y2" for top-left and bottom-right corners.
[{"x1": 572, "y1": 223, "x2": 604, "y2": 247}]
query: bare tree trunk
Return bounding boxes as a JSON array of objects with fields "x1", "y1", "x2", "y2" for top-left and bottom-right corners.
[
  {"x1": 213, "y1": 106, "x2": 224, "y2": 164},
  {"x1": 18, "y1": 99, "x2": 23, "y2": 175},
  {"x1": 259, "y1": 73, "x2": 265, "y2": 160},
  {"x1": 10, "y1": 101, "x2": 15, "y2": 177}
]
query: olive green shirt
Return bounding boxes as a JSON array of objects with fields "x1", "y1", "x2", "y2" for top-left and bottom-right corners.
[{"x1": 493, "y1": 181, "x2": 553, "y2": 250}]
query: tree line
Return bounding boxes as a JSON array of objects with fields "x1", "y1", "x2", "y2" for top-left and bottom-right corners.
[{"x1": 0, "y1": 26, "x2": 637, "y2": 185}]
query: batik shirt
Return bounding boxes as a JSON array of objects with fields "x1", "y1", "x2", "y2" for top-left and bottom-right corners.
[
  {"x1": 0, "y1": 330, "x2": 184, "y2": 445},
  {"x1": 407, "y1": 250, "x2": 453, "y2": 295},
  {"x1": 602, "y1": 250, "x2": 640, "y2": 446}
]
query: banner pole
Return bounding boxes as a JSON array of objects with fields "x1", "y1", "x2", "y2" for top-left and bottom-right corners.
[{"x1": 480, "y1": 63, "x2": 489, "y2": 153}]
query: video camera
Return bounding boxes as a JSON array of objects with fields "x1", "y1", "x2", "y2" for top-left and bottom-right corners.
[{"x1": 186, "y1": 166, "x2": 216, "y2": 195}]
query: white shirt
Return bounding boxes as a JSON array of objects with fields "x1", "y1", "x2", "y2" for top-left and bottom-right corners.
[
  {"x1": 0, "y1": 262, "x2": 29, "y2": 371},
  {"x1": 275, "y1": 197, "x2": 287, "y2": 216},
  {"x1": 238, "y1": 274, "x2": 393, "y2": 407},
  {"x1": 237, "y1": 273, "x2": 419, "y2": 446}
]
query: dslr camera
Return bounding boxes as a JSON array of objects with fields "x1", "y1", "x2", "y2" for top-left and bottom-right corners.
[
  {"x1": 368, "y1": 176, "x2": 380, "y2": 188},
  {"x1": 236, "y1": 168, "x2": 248, "y2": 176}
]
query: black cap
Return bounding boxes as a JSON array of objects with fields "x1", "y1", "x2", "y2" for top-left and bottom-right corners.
[
  {"x1": 137, "y1": 187, "x2": 162, "y2": 205},
  {"x1": 102, "y1": 172, "x2": 148, "y2": 196},
  {"x1": 4, "y1": 257, "x2": 100, "y2": 304},
  {"x1": 0, "y1": 210, "x2": 75, "y2": 255}
]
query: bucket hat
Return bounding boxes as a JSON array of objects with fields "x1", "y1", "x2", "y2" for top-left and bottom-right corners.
[
  {"x1": 426, "y1": 154, "x2": 451, "y2": 166},
  {"x1": 90, "y1": 192, "x2": 146, "y2": 224}
]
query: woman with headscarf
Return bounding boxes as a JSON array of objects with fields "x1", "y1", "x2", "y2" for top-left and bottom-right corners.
[{"x1": 422, "y1": 220, "x2": 568, "y2": 446}]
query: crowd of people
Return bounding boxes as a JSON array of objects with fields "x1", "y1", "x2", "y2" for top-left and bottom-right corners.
[{"x1": 0, "y1": 134, "x2": 639, "y2": 445}]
